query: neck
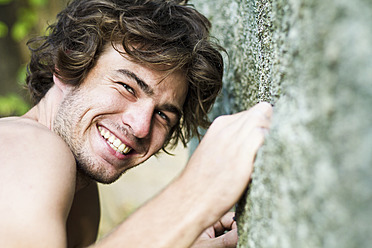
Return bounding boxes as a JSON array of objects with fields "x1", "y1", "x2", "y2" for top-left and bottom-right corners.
[
  {"x1": 75, "y1": 169, "x2": 95, "y2": 192},
  {"x1": 22, "y1": 85, "x2": 64, "y2": 130},
  {"x1": 22, "y1": 84, "x2": 94, "y2": 192}
]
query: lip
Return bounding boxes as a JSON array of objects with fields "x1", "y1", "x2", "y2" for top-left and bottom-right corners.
[{"x1": 97, "y1": 124, "x2": 136, "y2": 160}]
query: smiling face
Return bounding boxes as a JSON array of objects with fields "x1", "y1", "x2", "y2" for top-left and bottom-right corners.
[{"x1": 53, "y1": 45, "x2": 188, "y2": 184}]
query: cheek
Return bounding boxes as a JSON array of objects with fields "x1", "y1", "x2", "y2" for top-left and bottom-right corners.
[
  {"x1": 89, "y1": 89, "x2": 127, "y2": 112},
  {"x1": 150, "y1": 126, "x2": 169, "y2": 150}
]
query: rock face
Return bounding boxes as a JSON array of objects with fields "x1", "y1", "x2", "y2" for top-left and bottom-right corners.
[{"x1": 194, "y1": 0, "x2": 372, "y2": 247}]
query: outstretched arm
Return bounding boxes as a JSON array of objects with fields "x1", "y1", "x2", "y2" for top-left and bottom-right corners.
[{"x1": 94, "y1": 102, "x2": 273, "y2": 248}]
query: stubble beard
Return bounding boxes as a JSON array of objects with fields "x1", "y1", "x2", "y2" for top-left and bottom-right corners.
[{"x1": 53, "y1": 89, "x2": 121, "y2": 184}]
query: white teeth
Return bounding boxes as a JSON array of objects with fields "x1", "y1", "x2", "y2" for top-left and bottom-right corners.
[
  {"x1": 118, "y1": 143, "x2": 126, "y2": 152},
  {"x1": 108, "y1": 136, "x2": 115, "y2": 143},
  {"x1": 113, "y1": 139, "x2": 121, "y2": 148},
  {"x1": 99, "y1": 126, "x2": 132, "y2": 155},
  {"x1": 123, "y1": 146, "x2": 131, "y2": 154}
]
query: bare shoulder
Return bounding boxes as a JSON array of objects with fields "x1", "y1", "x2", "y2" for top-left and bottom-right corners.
[
  {"x1": 0, "y1": 116, "x2": 76, "y2": 195},
  {"x1": 1, "y1": 116, "x2": 66, "y2": 143},
  {"x1": 0, "y1": 117, "x2": 76, "y2": 247},
  {"x1": 0, "y1": 116, "x2": 75, "y2": 167}
]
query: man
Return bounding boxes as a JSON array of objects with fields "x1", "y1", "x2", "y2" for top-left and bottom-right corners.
[{"x1": 0, "y1": 0, "x2": 272, "y2": 247}]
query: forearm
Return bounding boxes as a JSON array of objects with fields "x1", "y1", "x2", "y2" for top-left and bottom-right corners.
[{"x1": 93, "y1": 173, "x2": 214, "y2": 248}]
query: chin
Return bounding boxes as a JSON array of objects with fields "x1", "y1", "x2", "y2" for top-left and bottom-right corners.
[
  {"x1": 76, "y1": 161, "x2": 125, "y2": 185},
  {"x1": 85, "y1": 168, "x2": 123, "y2": 184}
]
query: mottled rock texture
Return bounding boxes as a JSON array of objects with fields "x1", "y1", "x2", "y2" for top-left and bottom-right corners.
[{"x1": 194, "y1": 0, "x2": 372, "y2": 247}]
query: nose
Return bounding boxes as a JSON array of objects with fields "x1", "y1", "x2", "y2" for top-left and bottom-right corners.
[{"x1": 122, "y1": 101, "x2": 154, "y2": 139}]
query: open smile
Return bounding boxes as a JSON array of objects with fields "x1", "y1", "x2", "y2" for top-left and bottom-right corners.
[{"x1": 98, "y1": 126, "x2": 132, "y2": 155}]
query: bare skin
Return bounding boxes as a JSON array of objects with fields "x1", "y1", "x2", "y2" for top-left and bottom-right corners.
[
  {"x1": 0, "y1": 45, "x2": 273, "y2": 247},
  {"x1": 0, "y1": 117, "x2": 76, "y2": 247}
]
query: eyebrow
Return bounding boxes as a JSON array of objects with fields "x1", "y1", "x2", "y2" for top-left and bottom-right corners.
[
  {"x1": 116, "y1": 69, "x2": 154, "y2": 96},
  {"x1": 162, "y1": 103, "x2": 183, "y2": 122},
  {"x1": 116, "y1": 69, "x2": 183, "y2": 121}
]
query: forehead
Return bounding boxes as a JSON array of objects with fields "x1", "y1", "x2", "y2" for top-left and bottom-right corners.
[
  {"x1": 88, "y1": 45, "x2": 188, "y2": 103},
  {"x1": 96, "y1": 45, "x2": 188, "y2": 95}
]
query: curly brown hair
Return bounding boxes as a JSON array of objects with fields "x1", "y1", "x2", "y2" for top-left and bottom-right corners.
[{"x1": 26, "y1": 0, "x2": 224, "y2": 149}]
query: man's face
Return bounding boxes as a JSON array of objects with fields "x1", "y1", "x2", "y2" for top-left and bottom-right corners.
[{"x1": 53, "y1": 45, "x2": 188, "y2": 184}]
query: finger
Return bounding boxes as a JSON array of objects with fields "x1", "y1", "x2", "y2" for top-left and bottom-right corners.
[
  {"x1": 233, "y1": 101, "x2": 273, "y2": 119},
  {"x1": 218, "y1": 212, "x2": 236, "y2": 230},
  {"x1": 192, "y1": 229, "x2": 238, "y2": 248},
  {"x1": 232, "y1": 103, "x2": 273, "y2": 131},
  {"x1": 214, "y1": 229, "x2": 238, "y2": 248},
  {"x1": 231, "y1": 221, "x2": 237, "y2": 230},
  {"x1": 213, "y1": 212, "x2": 237, "y2": 236},
  {"x1": 248, "y1": 103, "x2": 273, "y2": 129},
  {"x1": 251, "y1": 101, "x2": 273, "y2": 119}
]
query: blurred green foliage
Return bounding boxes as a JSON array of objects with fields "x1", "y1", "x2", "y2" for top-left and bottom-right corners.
[
  {"x1": 0, "y1": 21, "x2": 8, "y2": 37},
  {"x1": 0, "y1": 0, "x2": 48, "y2": 41},
  {"x1": 0, "y1": 0, "x2": 49, "y2": 116},
  {"x1": 0, "y1": 94, "x2": 29, "y2": 117},
  {"x1": 0, "y1": 0, "x2": 13, "y2": 4},
  {"x1": 17, "y1": 64, "x2": 27, "y2": 86},
  {"x1": 11, "y1": 7, "x2": 38, "y2": 41},
  {"x1": 0, "y1": 64, "x2": 29, "y2": 117}
]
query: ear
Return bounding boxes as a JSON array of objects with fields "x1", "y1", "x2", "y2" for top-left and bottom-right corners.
[{"x1": 53, "y1": 74, "x2": 71, "y2": 93}]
